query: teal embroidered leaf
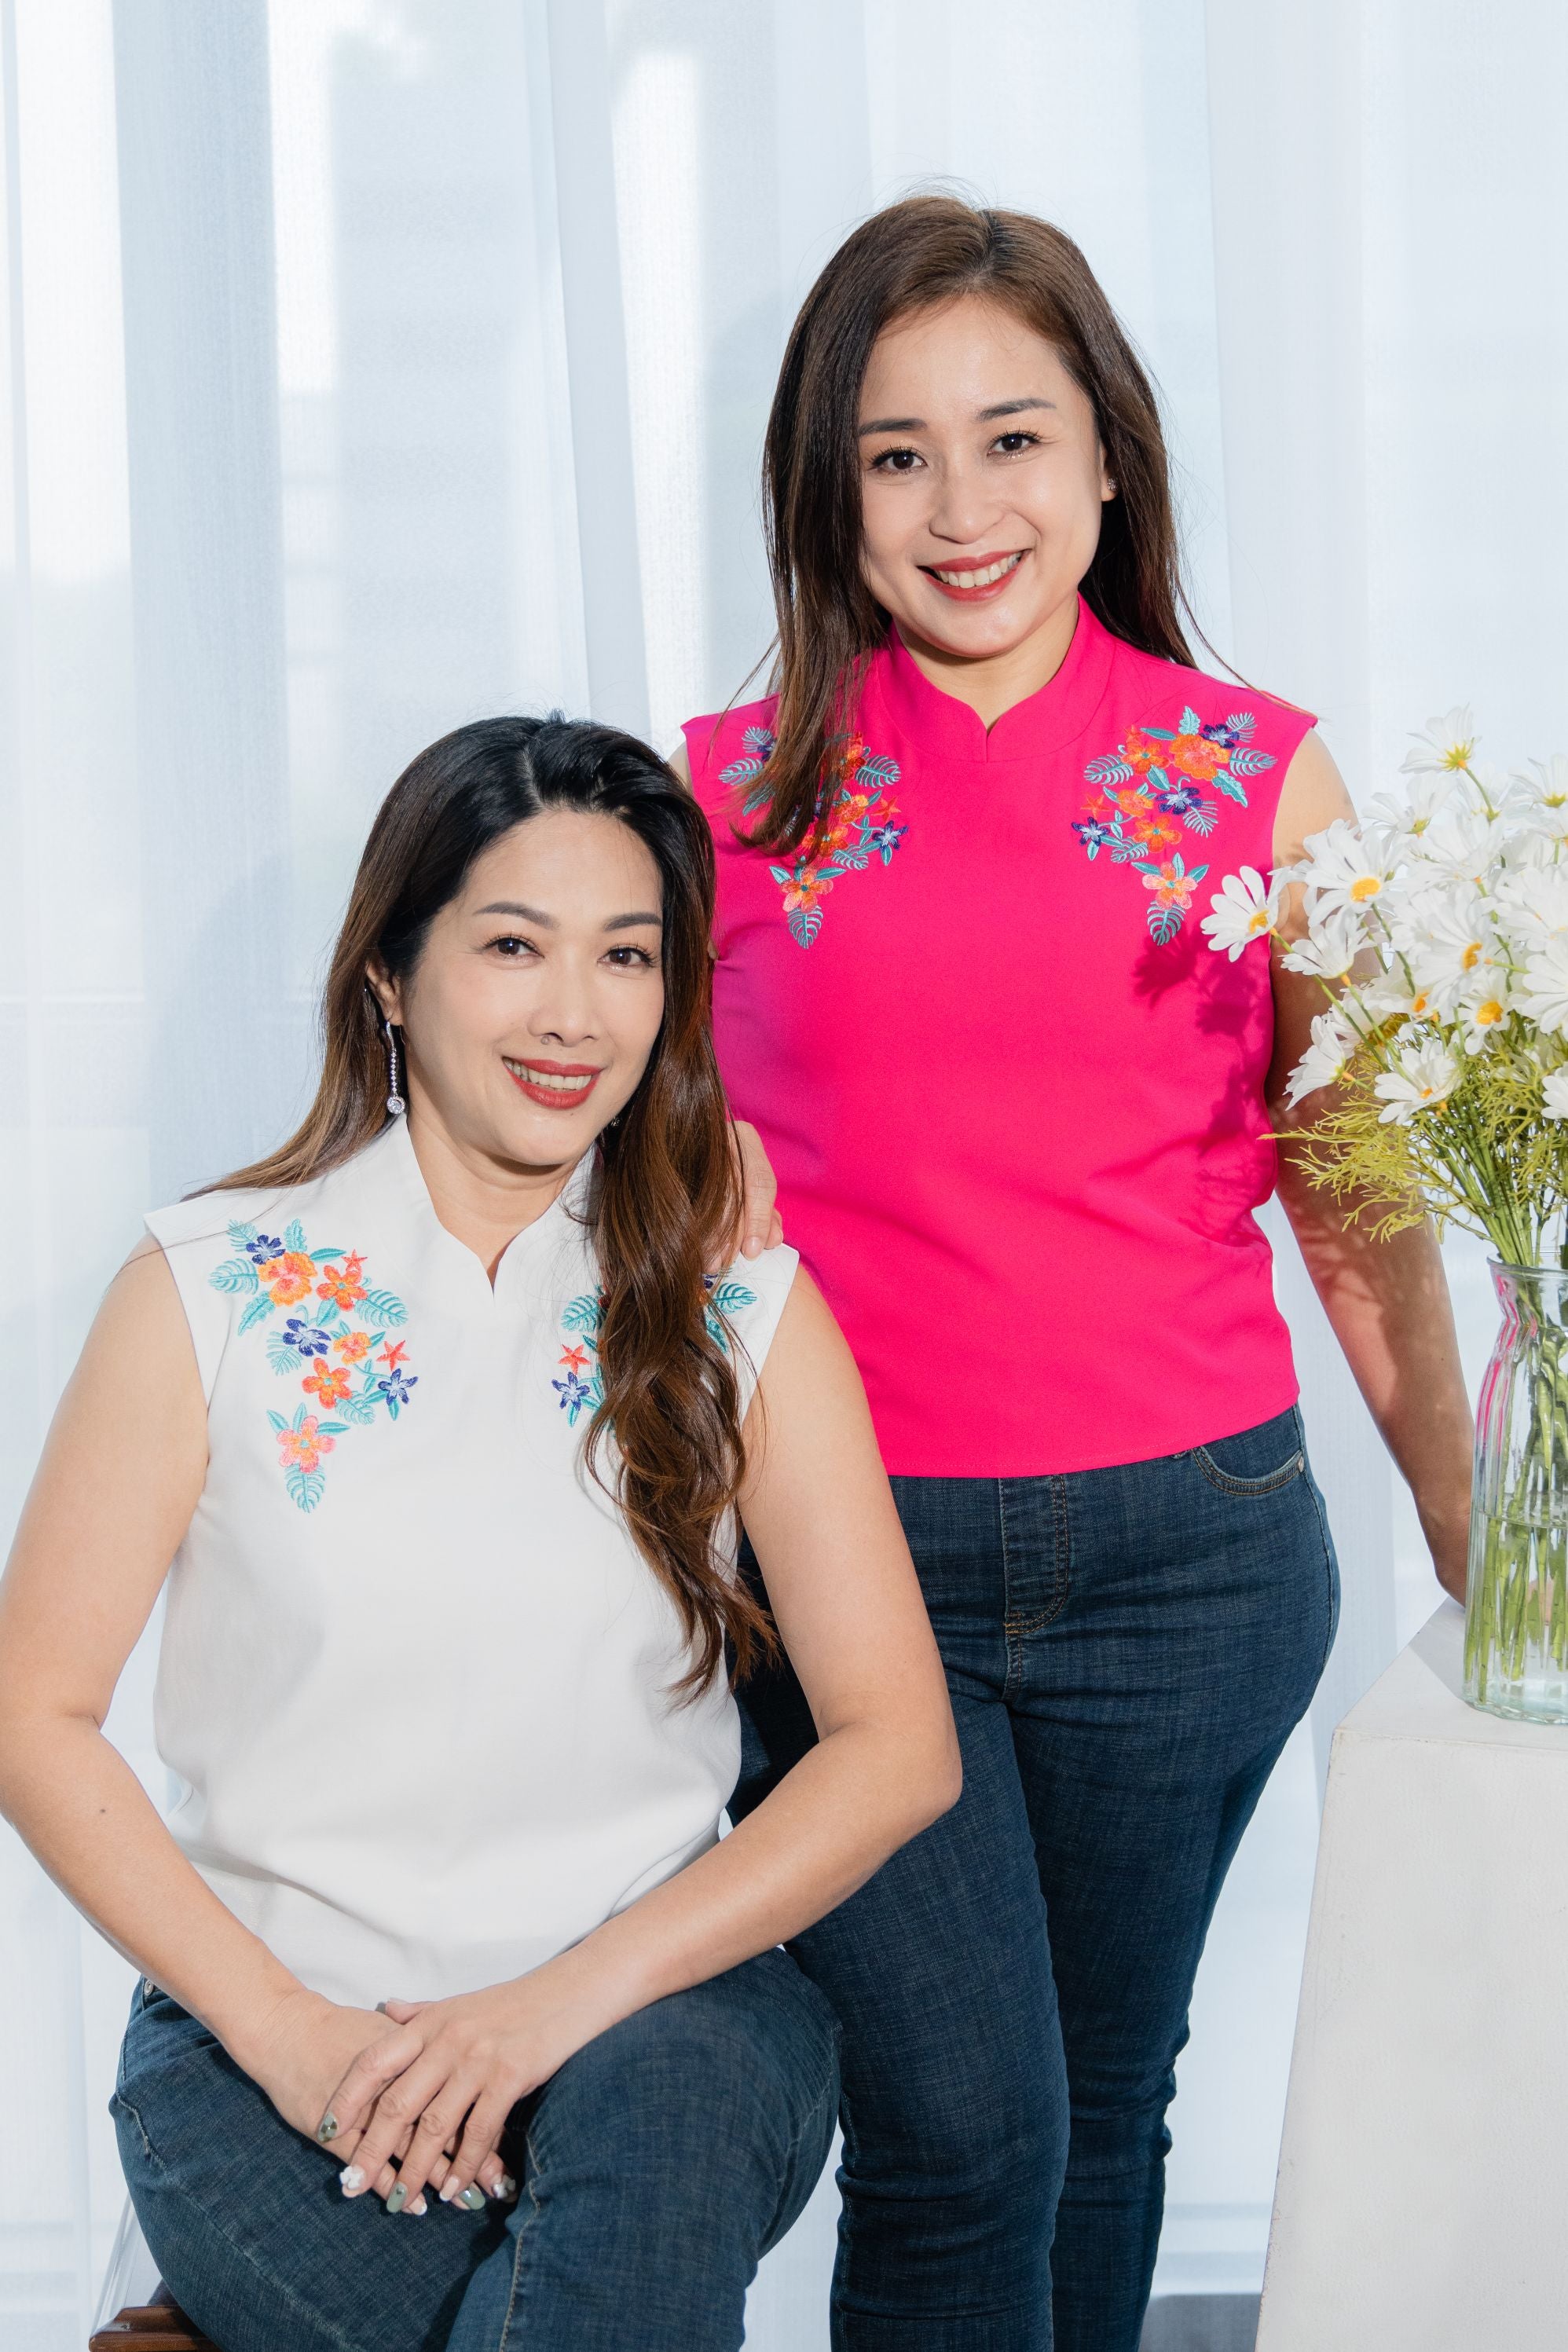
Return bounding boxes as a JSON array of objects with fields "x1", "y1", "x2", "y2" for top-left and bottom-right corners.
[
  {"x1": 1084, "y1": 754, "x2": 1134, "y2": 786},
  {"x1": 723, "y1": 755, "x2": 764, "y2": 786},
  {"x1": 357, "y1": 1288, "x2": 408, "y2": 1331},
  {"x1": 1227, "y1": 746, "x2": 1275, "y2": 779},
  {"x1": 236, "y1": 1295, "x2": 273, "y2": 1336},
  {"x1": 1214, "y1": 773, "x2": 1251, "y2": 806},
  {"x1": 209, "y1": 1257, "x2": 258, "y2": 1295},
  {"x1": 788, "y1": 903, "x2": 822, "y2": 948},
  {"x1": 742, "y1": 725, "x2": 775, "y2": 754},
  {"x1": 1225, "y1": 711, "x2": 1258, "y2": 738},
  {"x1": 710, "y1": 1282, "x2": 758, "y2": 1315},
  {"x1": 1180, "y1": 804, "x2": 1218, "y2": 837},
  {"x1": 227, "y1": 1221, "x2": 259, "y2": 1247},
  {"x1": 562, "y1": 1292, "x2": 603, "y2": 1335},
  {"x1": 338, "y1": 1394, "x2": 376, "y2": 1427},
  {"x1": 768, "y1": 864, "x2": 792, "y2": 886},
  {"x1": 705, "y1": 1310, "x2": 731, "y2": 1353},
  {"x1": 1178, "y1": 705, "x2": 1200, "y2": 737},
  {"x1": 284, "y1": 1219, "x2": 306, "y2": 1252},
  {"x1": 742, "y1": 782, "x2": 771, "y2": 815},
  {"x1": 1146, "y1": 900, "x2": 1185, "y2": 945},
  {"x1": 309, "y1": 1245, "x2": 348, "y2": 1263},
  {"x1": 266, "y1": 1332, "x2": 301, "y2": 1376},
  {"x1": 1187, "y1": 863, "x2": 1210, "y2": 883},
  {"x1": 313, "y1": 1300, "x2": 346, "y2": 1331},
  {"x1": 314, "y1": 1420, "x2": 349, "y2": 1438},
  {"x1": 267, "y1": 1409, "x2": 288, "y2": 1433},
  {"x1": 285, "y1": 1465, "x2": 325, "y2": 1514},
  {"x1": 855, "y1": 754, "x2": 900, "y2": 784},
  {"x1": 1141, "y1": 724, "x2": 1174, "y2": 741},
  {"x1": 833, "y1": 844, "x2": 870, "y2": 870}
]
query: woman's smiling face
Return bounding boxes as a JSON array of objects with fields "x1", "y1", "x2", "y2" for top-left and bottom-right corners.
[
  {"x1": 856, "y1": 294, "x2": 1115, "y2": 668},
  {"x1": 371, "y1": 809, "x2": 666, "y2": 1174}
]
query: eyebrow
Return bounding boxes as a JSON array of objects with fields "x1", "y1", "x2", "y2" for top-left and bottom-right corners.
[
  {"x1": 473, "y1": 900, "x2": 663, "y2": 931},
  {"x1": 857, "y1": 397, "x2": 1058, "y2": 436}
]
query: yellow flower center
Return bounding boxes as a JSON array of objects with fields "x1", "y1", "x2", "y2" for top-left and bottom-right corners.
[
  {"x1": 1440, "y1": 743, "x2": 1475, "y2": 769},
  {"x1": 1412, "y1": 994, "x2": 1430, "y2": 1017},
  {"x1": 1350, "y1": 875, "x2": 1383, "y2": 902},
  {"x1": 1475, "y1": 998, "x2": 1504, "y2": 1026},
  {"x1": 1461, "y1": 943, "x2": 1482, "y2": 969},
  {"x1": 1247, "y1": 909, "x2": 1269, "y2": 934}
]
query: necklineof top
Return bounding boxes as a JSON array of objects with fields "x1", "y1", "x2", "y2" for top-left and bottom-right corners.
[
  {"x1": 371, "y1": 1116, "x2": 595, "y2": 1306},
  {"x1": 873, "y1": 594, "x2": 1119, "y2": 767}
]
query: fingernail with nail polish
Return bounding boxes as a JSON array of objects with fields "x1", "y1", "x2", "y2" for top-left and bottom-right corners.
[
  {"x1": 317, "y1": 2112, "x2": 339, "y2": 2144},
  {"x1": 409, "y1": 2195, "x2": 427, "y2": 2216},
  {"x1": 338, "y1": 2166, "x2": 365, "y2": 2195},
  {"x1": 489, "y1": 2174, "x2": 517, "y2": 2200},
  {"x1": 386, "y1": 2182, "x2": 407, "y2": 2215},
  {"x1": 460, "y1": 2185, "x2": 487, "y2": 2211},
  {"x1": 440, "y1": 2178, "x2": 460, "y2": 2204}
]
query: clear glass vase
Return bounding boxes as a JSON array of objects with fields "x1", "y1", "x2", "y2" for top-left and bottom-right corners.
[{"x1": 1464, "y1": 1262, "x2": 1568, "y2": 1724}]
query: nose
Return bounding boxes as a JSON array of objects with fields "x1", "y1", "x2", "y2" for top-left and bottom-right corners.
[
  {"x1": 926, "y1": 452, "x2": 1005, "y2": 549},
  {"x1": 528, "y1": 952, "x2": 599, "y2": 1048}
]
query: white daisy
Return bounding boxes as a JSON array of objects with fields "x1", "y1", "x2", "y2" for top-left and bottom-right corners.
[
  {"x1": 1543, "y1": 1069, "x2": 1568, "y2": 1121},
  {"x1": 1200, "y1": 866, "x2": 1283, "y2": 961},
  {"x1": 1400, "y1": 705, "x2": 1478, "y2": 776},
  {"x1": 1284, "y1": 1005, "x2": 1362, "y2": 1107},
  {"x1": 1374, "y1": 1037, "x2": 1463, "y2": 1124},
  {"x1": 1362, "y1": 969, "x2": 1438, "y2": 1025},
  {"x1": 1280, "y1": 910, "x2": 1365, "y2": 981},
  {"x1": 1363, "y1": 771, "x2": 1454, "y2": 841},
  {"x1": 1517, "y1": 935, "x2": 1568, "y2": 1035},
  {"x1": 1297, "y1": 819, "x2": 1399, "y2": 921},
  {"x1": 1456, "y1": 967, "x2": 1512, "y2": 1054}
]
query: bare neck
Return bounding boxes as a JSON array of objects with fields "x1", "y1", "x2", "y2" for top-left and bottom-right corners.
[
  {"x1": 405, "y1": 1107, "x2": 579, "y2": 1284},
  {"x1": 896, "y1": 591, "x2": 1080, "y2": 731}
]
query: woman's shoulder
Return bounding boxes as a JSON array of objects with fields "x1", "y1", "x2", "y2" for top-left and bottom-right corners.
[
  {"x1": 1113, "y1": 637, "x2": 1317, "y2": 765},
  {"x1": 680, "y1": 693, "x2": 782, "y2": 808},
  {"x1": 706, "y1": 1240, "x2": 800, "y2": 1402}
]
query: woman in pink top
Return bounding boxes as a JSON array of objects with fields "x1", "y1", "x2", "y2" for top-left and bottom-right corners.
[{"x1": 678, "y1": 198, "x2": 1472, "y2": 2352}]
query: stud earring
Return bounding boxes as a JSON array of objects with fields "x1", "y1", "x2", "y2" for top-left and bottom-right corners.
[{"x1": 384, "y1": 1020, "x2": 406, "y2": 1118}]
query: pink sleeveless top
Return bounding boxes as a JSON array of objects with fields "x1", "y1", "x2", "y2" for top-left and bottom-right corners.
[{"x1": 684, "y1": 599, "x2": 1316, "y2": 1475}]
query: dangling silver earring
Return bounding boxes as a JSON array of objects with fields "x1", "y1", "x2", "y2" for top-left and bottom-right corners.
[{"x1": 383, "y1": 1020, "x2": 406, "y2": 1117}]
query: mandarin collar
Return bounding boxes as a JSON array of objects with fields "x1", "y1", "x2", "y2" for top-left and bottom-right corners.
[
  {"x1": 870, "y1": 594, "x2": 1119, "y2": 766},
  {"x1": 367, "y1": 1115, "x2": 595, "y2": 1301}
]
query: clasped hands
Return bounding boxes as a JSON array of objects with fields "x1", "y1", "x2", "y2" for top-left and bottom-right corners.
[{"x1": 258, "y1": 1976, "x2": 577, "y2": 2215}]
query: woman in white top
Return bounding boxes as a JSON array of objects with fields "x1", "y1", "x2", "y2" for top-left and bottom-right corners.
[{"x1": 0, "y1": 714, "x2": 959, "y2": 2352}]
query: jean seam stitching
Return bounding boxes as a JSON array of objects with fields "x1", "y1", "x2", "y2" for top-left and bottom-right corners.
[
  {"x1": 1193, "y1": 1447, "x2": 1306, "y2": 1497},
  {"x1": 496, "y1": 2123, "x2": 545, "y2": 2352},
  {"x1": 1306, "y1": 1471, "x2": 1340, "y2": 1680}
]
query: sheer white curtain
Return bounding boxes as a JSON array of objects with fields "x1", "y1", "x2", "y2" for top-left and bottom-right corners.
[{"x1": 4, "y1": 1, "x2": 1563, "y2": 2342}]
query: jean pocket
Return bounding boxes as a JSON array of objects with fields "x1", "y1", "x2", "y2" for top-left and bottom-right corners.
[{"x1": 1193, "y1": 1410, "x2": 1306, "y2": 1497}]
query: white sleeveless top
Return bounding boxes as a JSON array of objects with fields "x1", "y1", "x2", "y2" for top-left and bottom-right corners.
[{"x1": 145, "y1": 1120, "x2": 797, "y2": 2009}]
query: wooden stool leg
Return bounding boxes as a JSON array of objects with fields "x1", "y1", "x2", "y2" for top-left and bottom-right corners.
[{"x1": 89, "y1": 2281, "x2": 216, "y2": 2349}]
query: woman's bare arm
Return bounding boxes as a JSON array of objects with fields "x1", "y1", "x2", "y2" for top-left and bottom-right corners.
[
  {"x1": 1270, "y1": 732, "x2": 1474, "y2": 1595},
  {"x1": 328, "y1": 1269, "x2": 960, "y2": 2207},
  {"x1": 0, "y1": 1247, "x2": 414, "y2": 2165}
]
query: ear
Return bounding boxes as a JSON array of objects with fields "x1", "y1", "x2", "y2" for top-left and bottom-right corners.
[{"x1": 366, "y1": 958, "x2": 402, "y2": 1028}]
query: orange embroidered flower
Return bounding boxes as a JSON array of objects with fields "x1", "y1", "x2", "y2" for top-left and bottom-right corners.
[
  {"x1": 558, "y1": 1343, "x2": 589, "y2": 1376},
  {"x1": 1127, "y1": 810, "x2": 1182, "y2": 855},
  {"x1": 332, "y1": 1328, "x2": 372, "y2": 1364},
  {"x1": 316, "y1": 1251, "x2": 367, "y2": 1310},
  {"x1": 302, "y1": 1364, "x2": 351, "y2": 1405},
  {"x1": 1142, "y1": 860, "x2": 1196, "y2": 910},
  {"x1": 783, "y1": 871, "x2": 831, "y2": 912},
  {"x1": 1167, "y1": 731, "x2": 1227, "y2": 782},
  {"x1": 277, "y1": 1414, "x2": 335, "y2": 1475},
  {"x1": 379, "y1": 1339, "x2": 408, "y2": 1371},
  {"x1": 256, "y1": 1251, "x2": 317, "y2": 1306},
  {"x1": 1123, "y1": 725, "x2": 1164, "y2": 775}
]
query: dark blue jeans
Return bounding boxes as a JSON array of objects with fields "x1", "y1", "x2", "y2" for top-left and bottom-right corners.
[
  {"x1": 112, "y1": 1950, "x2": 838, "y2": 2352},
  {"x1": 733, "y1": 1405, "x2": 1339, "y2": 2352}
]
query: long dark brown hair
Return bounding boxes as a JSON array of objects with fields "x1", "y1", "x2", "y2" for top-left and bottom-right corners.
[
  {"x1": 753, "y1": 193, "x2": 1200, "y2": 852},
  {"x1": 212, "y1": 716, "x2": 769, "y2": 1696}
]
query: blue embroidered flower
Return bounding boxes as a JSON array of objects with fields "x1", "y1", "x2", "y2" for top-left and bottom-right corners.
[
  {"x1": 551, "y1": 1368, "x2": 597, "y2": 1426},
  {"x1": 281, "y1": 1317, "x2": 333, "y2": 1357},
  {"x1": 1072, "y1": 702, "x2": 1276, "y2": 944},
  {"x1": 376, "y1": 1368, "x2": 417, "y2": 1414},
  {"x1": 722, "y1": 725, "x2": 907, "y2": 950},
  {"x1": 245, "y1": 1232, "x2": 284, "y2": 1263}
]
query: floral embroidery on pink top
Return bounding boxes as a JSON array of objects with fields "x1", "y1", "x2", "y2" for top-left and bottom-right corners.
[
  {"x1": 720, "y1": 725, "x2": 907, "y2": 948},
  {"x1": 1072, "y1": 704, "x2": 1277, "y2": 943}
]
